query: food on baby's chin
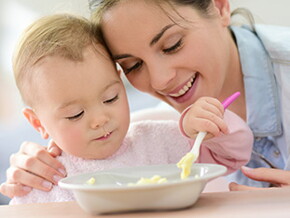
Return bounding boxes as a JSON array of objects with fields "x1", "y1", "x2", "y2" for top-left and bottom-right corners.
[
  {"x1": 177, "y1": 152, "x2": 195, "y2": 179},
  {"x1": 128, "y1": 175, "x2": 168, "y2": 186},
  {"x1": 86, "y1": 177, "x2": 96, "y2": 185}
]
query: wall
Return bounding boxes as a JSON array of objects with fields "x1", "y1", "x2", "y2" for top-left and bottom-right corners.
[{"x1": 230, "y1": 0, "x2": 290, "y2": 27}]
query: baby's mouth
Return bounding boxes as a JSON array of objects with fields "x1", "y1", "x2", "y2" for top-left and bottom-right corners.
[
  {"x1": 95, "y1": 131, "x2": 112, "y2": 140},
  {"x1": 103, "y1": 131, "x2": 111, "y2": 138},
  {"x1": 169, "y1": 75, "x2": 196, "y2": 98}
]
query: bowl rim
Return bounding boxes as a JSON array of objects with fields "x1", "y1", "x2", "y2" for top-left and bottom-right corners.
[{"x1": 59, "y1": 163, "x2": 227, "y2": 191}]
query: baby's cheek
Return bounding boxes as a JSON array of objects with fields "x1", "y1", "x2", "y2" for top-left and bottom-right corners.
[{"x1": 60, "y1": 128, "x2": 85, "y2": 155}]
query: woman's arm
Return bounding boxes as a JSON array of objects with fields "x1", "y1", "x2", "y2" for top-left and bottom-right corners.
[
  {"x1": 229, "y1": 166, "x2": 290, "y2": 191},
  {"x1": 0, "y1": 141, "x2": 65, "y2": 198}
]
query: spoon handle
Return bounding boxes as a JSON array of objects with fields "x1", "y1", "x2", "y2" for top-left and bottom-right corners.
[
  {"x1": 222, "y1": 92, "x2": 240, "y2": 109},
  {"x1": 190, "y1": 131, "x2": 207, "y2": 154}
]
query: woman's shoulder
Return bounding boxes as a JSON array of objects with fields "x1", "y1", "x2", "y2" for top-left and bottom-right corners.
[
  {"x1": 254, "y1": 24, "x2": 290, "y2": 60},
  {"x1": 231, "y1": 24, "x2": 290, "y2": 61},
  {"x1": 255, "y1": 24, "x2": 290, "y2": 42}
]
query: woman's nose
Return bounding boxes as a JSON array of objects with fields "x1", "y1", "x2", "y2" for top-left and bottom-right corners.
[{"x1": 148, "y1": 61, "x2": 176, "y2": 91}]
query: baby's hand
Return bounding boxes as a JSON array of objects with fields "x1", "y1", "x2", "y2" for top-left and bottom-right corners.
[{"x1": 181, "y1": 97, "x2": 229, "y2": 140}]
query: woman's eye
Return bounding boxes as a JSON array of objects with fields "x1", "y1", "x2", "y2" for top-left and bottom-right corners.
[
  {"x1": 104, "y1": 94, "x2": 119, "y2": 104},
  {"x1": 163, "y1": 38, "x2": 183, "y2": 54},
  {"x1": 66, "y1": 111, "x2": 84, "y2": 120},
  {"x1": 124, "y1": 60, "x2": 143, "y2": 75}
]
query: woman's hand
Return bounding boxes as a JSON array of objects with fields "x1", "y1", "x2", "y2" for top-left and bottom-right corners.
[
  {"x1": 229, "y1": 166, "x2": 290, "y2": 191},
  {"x1": 181, "y1": 97, "x2": 229, "y2": 139},
  {"x1": 0, "y1": 140, "x2": 65, "y2": 198}
]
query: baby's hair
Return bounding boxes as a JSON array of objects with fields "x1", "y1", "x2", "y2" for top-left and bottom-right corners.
[{"x1": 13, "y1": 13, "x2": 103, "y2": 106}]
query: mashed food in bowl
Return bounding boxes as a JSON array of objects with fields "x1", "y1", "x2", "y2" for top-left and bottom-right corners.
[
  {"x1": 85, "y1": 156, "x2": 195, "y2": 187},
  {"x1": 128, "y1": 175, "x2": 168, "y2": 186}
]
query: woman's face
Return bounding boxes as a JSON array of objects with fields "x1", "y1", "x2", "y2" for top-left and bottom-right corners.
[{"x1": 101, "y1": 0, "x2": 236, "y2": 112}]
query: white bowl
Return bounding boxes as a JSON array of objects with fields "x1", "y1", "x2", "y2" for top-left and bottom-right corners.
[{"x1": 59, "y1": 163, "x2": 226, "y2": 214}]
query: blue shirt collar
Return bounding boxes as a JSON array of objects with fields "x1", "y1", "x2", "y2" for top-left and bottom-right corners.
[{"x1": 231, "y1": 26, "x2": 282, "y2": 137}]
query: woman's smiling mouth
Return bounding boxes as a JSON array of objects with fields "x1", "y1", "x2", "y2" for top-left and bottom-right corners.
[{"x1": 169, "y1": 74, "x2": 196, "y2": 98}]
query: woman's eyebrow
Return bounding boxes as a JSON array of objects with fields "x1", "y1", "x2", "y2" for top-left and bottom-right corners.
[
  {"x1": 113, "y1": 24, "x2": 176, "y2": 61},
  {"x1": 113, "y1": 54, "x2": 131, "y2": 61},
  {"x1": 150, "y1": 24, "x2": 175, "y2": 46}
]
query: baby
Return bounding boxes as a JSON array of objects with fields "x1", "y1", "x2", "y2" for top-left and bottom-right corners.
[{"x1": 10, "y1": 13, "x2": 253, "y2": 204}]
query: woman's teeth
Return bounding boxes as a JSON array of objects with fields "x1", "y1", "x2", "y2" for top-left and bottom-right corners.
[{"x1": 169, "y1": 76, "x2": 195, "y2": 97}]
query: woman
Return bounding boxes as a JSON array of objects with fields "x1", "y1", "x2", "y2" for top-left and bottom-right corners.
[{"x1": 1, "y1": 0, "x2": 290, "y2": 198}]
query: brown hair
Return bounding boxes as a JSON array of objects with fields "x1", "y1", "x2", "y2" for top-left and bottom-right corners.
[
  {"x1": 90, "y1": 0, "x2": 255, "y2": 39},
  {"x1": 89, "y1": 0, "x2": 213, "y2": 16},
  {"x1": 90, "y1": 0, "x2": 214, "y2": 26},
  {"x1": 13, "y1": 13, "x2": 101, "y2": 106}
]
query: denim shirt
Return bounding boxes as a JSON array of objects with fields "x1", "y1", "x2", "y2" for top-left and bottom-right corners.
[{"x1": 227, "y1": 24, "x2": 290, "y2": 187}]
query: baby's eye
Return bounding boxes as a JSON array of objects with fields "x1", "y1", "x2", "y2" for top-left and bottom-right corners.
[
  {"x1": 123, "y1": 60, "x2": 143, "y2": 75},
  {"x1": 163, "y1": 38, "x2": 183, "y2": 54},
  {"x1": 104, "y1": 94, "x2": 119, "y2": 104},
  {"x1": 66, "y1": 111, "x2": 84, "y2": 120}
]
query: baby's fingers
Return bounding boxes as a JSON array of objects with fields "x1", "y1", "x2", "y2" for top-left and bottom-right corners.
[
  {"x1": 198, "y1": 111, "x2": 229, "y2": 135},
  {"x1": 199, "y1": 98, "x2": 224, "y2": 117},
  {"x1": 184, "y1": 117, "x2": 226, "y2": 139}
]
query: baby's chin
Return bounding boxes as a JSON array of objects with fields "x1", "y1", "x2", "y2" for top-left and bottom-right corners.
[{"x1": 74, "y1": 146, "x2": 121, "y2": 160}]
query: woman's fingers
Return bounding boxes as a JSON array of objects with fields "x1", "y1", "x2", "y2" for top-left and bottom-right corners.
[
  {"x1": 1, "y1": 141, "x2": 66, "y2": 198},
  {"x1": 19, "y1": 141, "x2": 65, "y2": 173},
  {"x1": 1, "y1": 162, "x2": 59, "y2": 198},
  {"x1": 229, "y1": 166, "x2": 290, "y2": 191},
  {"x1": 241, "y1": 166, "x2": 290, "y2": 186},
  {"x1": 16, "y1": 141, "x2": 66, "y2": 178},
  {"x1": 0, "y1": 183, "x2": 32, "y2": 199},
  {"x1": 10, "y1": 153, "x2": 65, "y2": 186},
  {"x1": 229, "y1": 182, "x2": 267, "y2": 191},
  {"x1": 5, "y1": 141, "x2": 66, "y2": 194},
  {"x1": 47, "y1": 140, "x2": 63, "y2": 157},
  {"x1": 8, "y1": 152, "x2": 63, "y2": 187},
  {"x1": 7, "y1": 166, "x2": 54, "y2": 191}
]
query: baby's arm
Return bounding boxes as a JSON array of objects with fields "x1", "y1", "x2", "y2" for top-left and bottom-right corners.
[{"x1": 197, "y1": 110, "x2": 253, "y2": 174}]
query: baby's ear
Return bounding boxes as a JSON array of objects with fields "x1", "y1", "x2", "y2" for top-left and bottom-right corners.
[{"x1": 22, "y1": 108, "x2": 49, "y2": 139}]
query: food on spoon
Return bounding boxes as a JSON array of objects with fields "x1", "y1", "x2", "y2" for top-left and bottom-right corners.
[{"x1": 177, "y1": 152, "x2": 195, "y2": 179}]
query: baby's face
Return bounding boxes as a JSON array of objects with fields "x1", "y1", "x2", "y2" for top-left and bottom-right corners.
[{"x1": 31, "y1": 45, "x2": 130, "y2": 159}]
